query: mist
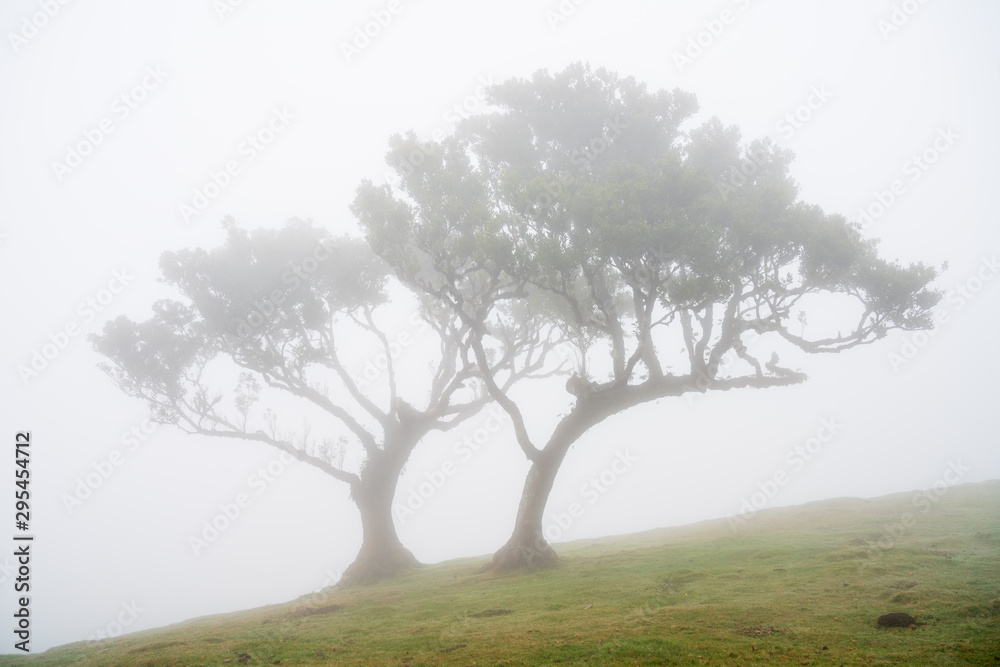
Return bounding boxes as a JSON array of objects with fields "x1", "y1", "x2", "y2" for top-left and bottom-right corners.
[{"x1": 1, "y1": 0, "x2": 998, "y2": 655}]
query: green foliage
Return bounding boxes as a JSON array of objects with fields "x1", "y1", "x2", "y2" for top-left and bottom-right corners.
[
  {"x1": 91, "y1": 301, "x2": 205, "y2": 423},
  {"x1": 159, "y1": 219, "x2": 388, "y2": 352},
  {"x1": 90, "y1": 220, "x2": 389, "y2": 410},
  {"x1": 354, "y1": 62, "x2": 942, "y2": 379}
]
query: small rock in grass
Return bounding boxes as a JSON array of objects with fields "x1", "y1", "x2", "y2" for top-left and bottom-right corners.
[{"x1": 877, "y1": 612, "x2": 916, "y2": 628}]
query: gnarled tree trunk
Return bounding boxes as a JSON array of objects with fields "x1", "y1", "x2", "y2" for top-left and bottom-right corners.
[
  {"x1": 487, "y1": 375, "x2": 810, "y2": 573},
  {"x1": 339, "y1": 429, "x2": 422, "y2": 586},
  {"x1": 488, "y1": 455, "x2": 562, "y2": 571},
  {"x1": 486, "y1": 381, "x2": 692, "y2": 572},
  {"x1": 488, "y1": 410, "x2": 591, "y2": 572},
  {"x1": 340, "y1": 481, "x2": 418, "y2": 586}
]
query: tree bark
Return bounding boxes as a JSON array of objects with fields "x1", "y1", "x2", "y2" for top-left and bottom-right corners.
[
  {"x1": 487, "y1": 411, "x2": 592, "y2": 572},
  {"x1": 339, "y1": 429, "x2": 421, "y2": 586},
  {"x1": 488, "y1": 456, "x2": 561, "y2": 571}
]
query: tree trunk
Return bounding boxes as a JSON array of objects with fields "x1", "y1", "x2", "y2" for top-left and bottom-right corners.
[
  {"x1": 486, "y1": 375, "x2": 810, "y2": 573},
  {"x1": 339, "y1": 480, "x2": 419, "y2": 586},
  {"x1": 487, "y1": 456, "x2": 561, "y2": 571},
  {"x1": 487, "y1": 411, "x2": 591, "y2": 572},
  {"x1": 339, "y1": 430, "x2": 421, "y2": 586}
]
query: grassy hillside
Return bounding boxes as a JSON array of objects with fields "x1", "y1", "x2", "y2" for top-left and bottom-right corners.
[{"x1": 13, "y1": 481, "x2": 1000, "y2": 666}]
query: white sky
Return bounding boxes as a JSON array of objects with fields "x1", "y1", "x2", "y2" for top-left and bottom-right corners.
[{"x1": 1, "y1": 0, "x2": 998, "y2": 652}]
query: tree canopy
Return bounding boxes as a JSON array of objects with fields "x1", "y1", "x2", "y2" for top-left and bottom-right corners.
[
  {"x1": 91, "y1": 219, "x2": 500, "y2": 583},
  {"x1": 353, "y1": 62, "x2": 941, "y2": 569}
]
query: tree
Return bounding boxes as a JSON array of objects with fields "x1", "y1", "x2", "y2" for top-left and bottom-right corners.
[
  {"x1": 353, "y1": 63, "x2": 941, "y2": 571},
  {"x1": 90, "y1": 219, "x2": 534, "y2": 585}
]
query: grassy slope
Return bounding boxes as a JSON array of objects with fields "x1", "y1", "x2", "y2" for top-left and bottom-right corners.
[{"x1": 13, "y1": 480, "x2": 1000, "y2": 666}]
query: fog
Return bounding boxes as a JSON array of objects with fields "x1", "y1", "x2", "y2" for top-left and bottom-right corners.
[{"x1": 1, "y1": 0, "x2": 998, "y2": 653}]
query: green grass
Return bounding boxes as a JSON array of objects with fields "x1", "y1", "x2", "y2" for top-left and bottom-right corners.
[{"x1": 14, "y1": 481, "x2": 1000, "y2": 666}]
